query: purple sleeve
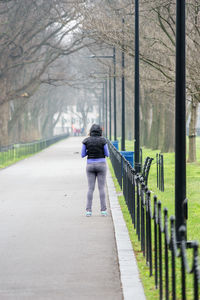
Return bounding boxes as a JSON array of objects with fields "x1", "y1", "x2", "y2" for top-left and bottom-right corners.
[
  {"x1": 104, "y1": 144, "x2": 109, "y2": 157},
  {"x1": 81, "y1": 144, "x2": 87, "y2": 158}
]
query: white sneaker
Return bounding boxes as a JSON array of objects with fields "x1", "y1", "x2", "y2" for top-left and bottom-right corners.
[
  {"x1": 86, "y1": 211, "x2": 92, "y2": 217},
  {"x1": 101, "y1": 211, "x2": 108, "y2": 217}
]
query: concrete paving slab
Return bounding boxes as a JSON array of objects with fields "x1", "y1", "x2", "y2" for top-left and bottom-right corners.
[{"x1": 0, "y1": 137, "x2": 122, "y2": 300}]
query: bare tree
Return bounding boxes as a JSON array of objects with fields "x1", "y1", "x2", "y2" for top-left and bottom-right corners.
[
  {"x1": 0, "y1": 0, "x2": 91, "y2": 145},
  {"x1": 79, "y1": 0, "x2": 200, "y2": 160}
]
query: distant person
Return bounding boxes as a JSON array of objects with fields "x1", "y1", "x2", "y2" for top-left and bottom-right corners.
[
  {"x1": 77, "y1": 128, "x2": 81, "y2": 136},
  {"x1": 81, "y1": 127, "x2": 85, "y2": 136},
  {"x1": 74, "y1": 128, "x2": 77, "y2": 136},
  {"x1": 81, "y1": 124, "x2": 109, "y2": 217}
]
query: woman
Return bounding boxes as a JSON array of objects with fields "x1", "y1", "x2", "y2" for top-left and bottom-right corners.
[{"x1": 81, "y1": 124, "x2": 109, "y2": 217}]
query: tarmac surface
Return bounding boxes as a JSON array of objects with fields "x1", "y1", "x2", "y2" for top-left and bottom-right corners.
[{"x1": 0, "y1": 137, "x2": 146, "y2": 300}]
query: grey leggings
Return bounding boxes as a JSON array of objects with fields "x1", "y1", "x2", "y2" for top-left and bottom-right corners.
[{"x1": 86, "y1": 162, "x2": 107, "y2": 212}]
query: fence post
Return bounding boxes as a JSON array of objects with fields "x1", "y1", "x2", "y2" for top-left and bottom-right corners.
[
  {"x1": 158, "y1": 201, "x2": 163, "y2": 300},
  {"x1": 154, "y1": 196, "x2": 158, "y2": 289},
  {"x1": 170, "y1": 216, "x2": 177, "y2": 300},
  {"x1": 136, "y1": 175, "x2": 140, "y2": 240},
  {"x1": 193, "y1": 242, "x2": 199, "y2": 300},
  {"x1": 164, "y1": 208, "x2": 169, "y2": 300}
]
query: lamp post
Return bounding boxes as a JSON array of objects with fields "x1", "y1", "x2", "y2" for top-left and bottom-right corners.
[
  {"x1": 109, "y1": 66, "x2": 112, "y2": 140},
  {"x1": 102, "y1": 83, "x2": 105, "y2": 132},
  {"x1": 95, "y1": 82, "x2": 106, "y2": 133},
  {"x1": 134, "y1": 0, "x2": 140, "y2": 173},
  {"x1": 113, "y1": 47, "x2": 117, "y2": 141},
  {"x1": 175, "y1": 0, "x2": 187, "y2": 240},
  {"x1": 88, "y1": 50, "x2": 117, "y2": 141},
  {"x1": 85, "y1": 81, "x2": 106, "y2": 135},
  {"x1": 99, "y1": 89, "x2": 104, "y2": 128},
  {"x1": 121, "y1": 17, "x2": 125, "y2": 151},
  {"x1": 99, "y1": 95, "x2": 102, "y2": 126},
  {"x1": 105, "y1": 79, "x2": 108, "y2": 138}
]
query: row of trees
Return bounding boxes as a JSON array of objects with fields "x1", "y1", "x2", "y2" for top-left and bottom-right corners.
[
  {"x1": 0, "y1": 0, "x2": 93, "y2": 145},
  {"x1": 0, "y1": 0, "x2": 199, "y2": 162},
  {"x1": 78, "y1": 0, "x2": 200, "y2": 161}
]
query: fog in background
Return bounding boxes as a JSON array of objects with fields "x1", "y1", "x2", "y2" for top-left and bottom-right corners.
[{"x1": 0, "y1": 0, "x2": 199, "y2": 161}]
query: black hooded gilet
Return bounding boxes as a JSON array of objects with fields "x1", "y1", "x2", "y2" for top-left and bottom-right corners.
[{"x1": 82, "y1": 136, "x2": 107, "y2": 159}]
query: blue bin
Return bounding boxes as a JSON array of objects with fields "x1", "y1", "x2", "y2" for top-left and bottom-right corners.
[
  {"x1": 111, "y1": 140, "x2": 119, "y2": 150},
  {"x1": 120, "y1": 151, "x2": 134, "y2": 167}
]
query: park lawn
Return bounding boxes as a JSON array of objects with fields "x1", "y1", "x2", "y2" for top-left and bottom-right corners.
[{"x1": 124, "y1": 137, "x2": 200, "y2": 244}]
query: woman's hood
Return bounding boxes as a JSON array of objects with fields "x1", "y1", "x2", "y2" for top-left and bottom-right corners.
[{"x1": 90, "y1": 124, "x2": 102, "y2": 136}]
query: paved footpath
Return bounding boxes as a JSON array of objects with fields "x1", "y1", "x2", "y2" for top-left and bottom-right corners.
[{"x1": 0, "y1": 137, "x2": 146, "y2": 300}]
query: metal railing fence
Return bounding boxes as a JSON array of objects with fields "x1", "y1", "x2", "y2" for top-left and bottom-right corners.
[
  {"x1": 157, "y1": 153, "x2": 164, "y2": 192},
  {"x1": 108, "y1": 142, "x2": 123, "y2": 189},
  {"x1": 0, "y1": 134, "x2": 69, "y2": 167},
  {"x1": 108, "y1": 140, "x2": 200, "y2": 300}
]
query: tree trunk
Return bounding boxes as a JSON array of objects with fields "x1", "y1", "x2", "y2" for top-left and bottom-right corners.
[
  {"x1": 126, "y1": 102, "x2": 133, "y2": 140},
  {"x1": 188, "y1": 100, "x2": 198, "y2": 162},
  {"x1": 0, "y1": 102, "x2": 10, "y2": 146},
  {"x1": 149, "y1": 101, "x2": 159, "y2": 150},
  {"x1": 27, "y1": 117, "x2": 41, "y2": 141},
  {"x1": 158, "y1": 103, "x2": 165, "y2": 151},
  {"x1": 141, "y1": 91, "x2": 152, "y2": 148},
  {"x1": 41, "y1": 111, "x2": 55, "y2": 139},
  {"x1": 162, "y1": 106, "x2": 175, "y2": 152},
  {"x1": 159, "y1": 101, "x2": 175, "y2": 153}
]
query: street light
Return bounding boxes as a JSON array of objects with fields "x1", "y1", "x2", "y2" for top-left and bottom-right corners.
[
  {"x1": 91, "y1": 68, "x2": 111, "y2": 139},
  {"x1": 121, "y1": 12, "x2": 135, "y2": 152},
  {"x1": 119, "y1": 9, "x2": 140, "y2": 164},
  {"x1": 83, "y1": 81, "x2": 106, "y2": 134},
  {"x1": 121, "y1": 17, "x2": 125, "y2": 151},
  {"x1": 88, "y1": 73, "x2": 108, "y2": 138},
  {"x1": 109, "y1": 66, "x2": 112, "y2": 140},
  {"x1": 105, "y1": 79, "x2": 108, "y2": 137},
  {"x1": 134, "y1": 0, "x2": 140, "y2": 173},
  {"x1": 88, "y1": 49, "x2": 117, "y2": 141},
  {"x1": 113, "y1": 47, "x2": 117, "y2": 141},
  {"x1": 102, "y1": 83, "x2": 105, "y2": 131},
  {"x1": 175, "y1": 0, "x2": 187, "y2": 240}
]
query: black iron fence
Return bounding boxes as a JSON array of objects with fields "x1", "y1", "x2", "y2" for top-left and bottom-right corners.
[
  {"x1": 108, "y1": 142, "x2": 123, "y2": 189},
  {"x1": 157, "y1": 153, "x2": 164, "y2": 192},
  {"x1": 0, "y1": 134, "x2": 69, "y2": 167},
  {"x1": 108, "y1": 140, "x2": 200, "y2": 300}
]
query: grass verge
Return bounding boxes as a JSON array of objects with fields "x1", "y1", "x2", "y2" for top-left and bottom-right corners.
[
  {"x1": 108, "y1": 148, "x2": 198, "y2": 300},
  {"x1": 0, "y1": 153, "x2": 36, "y2": 169},
  {"x1": 108, "y1": 159, "x2": 159, "y2": 300},
  {"x1": 124, "y1": 137, "x2": 200, "y2": 244}
]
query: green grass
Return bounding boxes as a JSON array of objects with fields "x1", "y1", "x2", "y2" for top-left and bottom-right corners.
[
  {"x1": 0, "y1": 154, "x2": 34, "y2": 169},
  {"x1": 108, "y1": 160, "x2": 159, "y2": 300},
  {"x1": 124, "y1": 137, "x2": 200, "y2": 244},
  {"x1": 0, "y1": 150, "x2": 31, "y2": 169},
  {"x1": 108, "y1": 137, "x2": 200, "y2": 300},
  {"x1": 0, "y1": 145, "x2": 44, "y2": 169}
]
